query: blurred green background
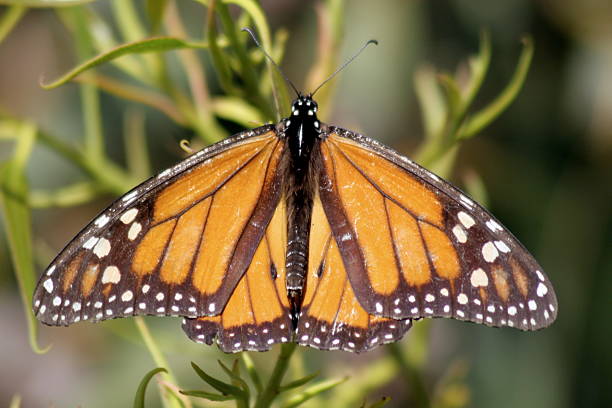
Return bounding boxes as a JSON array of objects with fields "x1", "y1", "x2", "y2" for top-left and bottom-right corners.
[{"x1": 0, "y1": 1, "x2": 610, "y2": 407}]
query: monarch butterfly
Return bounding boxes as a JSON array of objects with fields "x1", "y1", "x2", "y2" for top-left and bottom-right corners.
[{"x1": 32, "y1": 35, "x2": 557, "y2": 354}]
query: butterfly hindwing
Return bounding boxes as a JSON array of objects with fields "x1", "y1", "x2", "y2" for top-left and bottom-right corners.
[
  {"x1": 317, "y1": 128, "x2": 558, "y2": 330},
  {"x1": 33, "y1": 126, "x2": 285, "y2": 326},
  {"x1": 296, "y1": 195, "x2": 412, "y2": 353},
  {"x1": 182, "y1": 201, "x2": 293, "y2": 352}
]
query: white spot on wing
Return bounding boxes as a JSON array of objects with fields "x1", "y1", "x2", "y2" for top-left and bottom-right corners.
[
  {"x1": 482, "y1": 242, "x2": 499, "y2": 263},
  {"x1": 94, "y1": 214, "x2": 110, "y2": 228},
  {"x1": 101, "y1": 266, "x2": 121, "y2": 284},
  {"x1": 452, "y1": 225, "x2": 468, "y2": 243},
  {"x1": 470, "y1": 268, "x2": 489, "y2": 287},
  {"x1": 83, "y1": 236, "x2": 99, "y2": 249},
  {"x1": 93, "y1": 238, "x2": 111, "y2": 258},
  {"x1": 458, "y1": 211, "x2": 475, "y2": 229},
  {"x1": 120, "y1": 208, "x2": 139, "y2": 224},
  {"x1": 536, "y1": 282, "x2": 548, "y2": 297},
  {"x1": 494, "y1": 240, "x2": 510, "y2": 253},
  {"x1": 121, "y1": 290, "x2": 133, "y2": 302},
  {"x1": 128, "y1": 222, "x2": 142, "y2": 240},
  {"x1": 43, "y1": 278, "x2": 54, "y2": 293}
]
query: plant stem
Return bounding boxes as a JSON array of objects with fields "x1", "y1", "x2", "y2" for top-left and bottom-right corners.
[{"x1": 254, "y1": 343, "x2": 297, "y2": 408}]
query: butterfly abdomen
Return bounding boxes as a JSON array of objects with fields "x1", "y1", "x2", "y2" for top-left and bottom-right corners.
[{"x1": 282, "y1": 96, "x2": 323, "y2": 328}]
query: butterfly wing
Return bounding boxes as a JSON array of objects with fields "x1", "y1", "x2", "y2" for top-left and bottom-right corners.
[
  {"x1": 182, "y1": 200, "x2": 292, "y2": 352},
  {"x1": 33, "y1": 126, "x2": 287, "y2": 327},
  {"x1": 296, "y1": 194, "x2": 412, "y2": 353},
  {"x1": 316, "y1": 128, "x2": 558, "y2": 331}
]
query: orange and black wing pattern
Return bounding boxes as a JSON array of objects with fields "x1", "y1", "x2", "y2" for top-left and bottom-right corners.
[
  {"x1": 182, "y1": 201, "x2": 292, "y2": 352},
  {"x1": 32, "y1": 126, "x2": 288, "y2": 349},
  {"x1": 296, "y1": 195, "x2": 411, "y2": 352},
  {"x1": 316, "y1": 128, "x2": 558, "y2": 331}
]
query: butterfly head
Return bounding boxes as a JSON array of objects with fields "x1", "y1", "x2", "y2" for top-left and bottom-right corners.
[{"x1": 286, "y1": 95, "x2": 321, "y2": 134}]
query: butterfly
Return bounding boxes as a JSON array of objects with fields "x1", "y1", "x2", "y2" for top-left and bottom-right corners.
[{"x1": 32, "y1": 36, "x2": 557, "y2": 353}]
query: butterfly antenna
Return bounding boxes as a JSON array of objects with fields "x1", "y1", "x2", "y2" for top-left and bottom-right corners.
[
  {"x1": 241, "y1": 27, "x2": 300, "y2": 97},
  {"x1": 311, "y1": 39, "x2": 378, "y2": 97}
]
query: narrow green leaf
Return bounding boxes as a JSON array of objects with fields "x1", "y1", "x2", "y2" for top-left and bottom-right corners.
[
  {"x1": 0, "y1": 5, "x2": 26, "y2": 44},
  {"x1": 112, "y1": 0, "x2": 147, "y2": 43},
  {"x1": 217, "y1": 0, "x2": 275, "y2": 119},
  {"x1": 218, "y1": 360, "x2": 251, "y2": 397},
  {"x1": 282, "y1": 377, "x2": 348, "y2": 408},
  {"x1": 414, "y1": 65, "x2": 446, "y2": 141},
  {"x1": 77, "y1": 75, "x2": 187, "y2": 125},
  {"x1": 279, "y1": 372, "x2": 319, "y2": 393},
  {"x1": 206, "y1": 0, "x2": 237, "y2": 96},
  {"x1": 461, "y1": 30, "x2": 491, "y2": 114},
  {"x1": 86, "y1": 9, "x2": 148, "y2": 83},
  {"x1": 133, "y1": 367, "x2": 167, "y2": 408},
  {"x1": 458, "y1": 36, "x2": 534, "y2": 140},
  {"x1": 191, "y1": 362, "x2": 247, "y2": 399},
  {"x1": 241, "y1": 353, "x2": 263, "y2": 394},
  {"x1": 29, "y1": 181, "x2": 100, "y2": 208},
  {"x1": 180, "y1": 390, "x2": 235, "y2": 401},
  {"x1": 41, "y1": 37, "x2": 209, "y2": 89},
  {"x1": 146, "y1": 0, "x2": 169, "y2": 33},
  {"x1": 0, "y1": 122, "x2": 50, "y2": 354},
  {"x1": 123, "y1": 108, "x2": 151, "y2": 181},
  {"x1": 437, "y1": 74, "x2": 462, "y2": 122},
  {"x1": 212, "y1": 97, "x2": 266, "y2": 127}
]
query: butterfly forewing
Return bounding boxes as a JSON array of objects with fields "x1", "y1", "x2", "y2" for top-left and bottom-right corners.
[
  {"x1": 32, "y1": 126, "x2": 284, "y2": 326},
  {"x1": 318, "y1": 128, "x2": 558, "y2": 330}
]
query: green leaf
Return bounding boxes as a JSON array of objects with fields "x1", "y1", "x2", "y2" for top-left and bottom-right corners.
[
  {"x1": 279, "y1": 372, "x2": 320, "y2": 393},
  {"x1": 241, "y1": 353, "x2": 263, "y2": 393},
  {"x1": 282, "y1": 377, "x2": 348, "y2": 408},
  {"x1": 41, "y1": 37, "x2": 210, "y2": 89},
  {"x1": 414, "y1": 65, "x2": 446, "y2": 141},
  {"x1": 29, "y1": 181, "x2": 100, "y2": 208},
  {"x1": 458, "y1": 36, "x2": 534, "y2": 140},
  {"x1": 133, "y1": 367, "x2": 167, "y2": 408},
  {"x1": 180, "y1": 390, "x2": 235, "y2": 401},
  {"x1": 191, "y1": 362, "x2": 248, "y2": 399},
  {"x1": 437, "y1": 74, "x2": 462, "y2": 122},
  {"x1": 0, "y1": 5, "x2": 26, "y2": 44},
  {"x1": 460, "y1": 30, "x2": 491, "y2": 116},
  {"x1": 212, "y1": 97, "x2": 266, "y2": 127},
  {"x1": 0, "y1": 121, "x2": 50, "y2": 354},
  {"x1": 218, "y1": 360, "x2": 251, "y2": 398},
  {"x1": 146, "y1": 0, "x2": 169, "y2": 33}
]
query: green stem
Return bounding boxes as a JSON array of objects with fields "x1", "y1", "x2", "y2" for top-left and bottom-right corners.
[
  {"x1": 254, "y1": 343, "x2": 297, "y2": 408},
  {"x1": 0, "y1": 5, "x2": 25, "y2": 44},
  {"x1": 134, "y1": 317, "x2": 183, "y2": 408}
]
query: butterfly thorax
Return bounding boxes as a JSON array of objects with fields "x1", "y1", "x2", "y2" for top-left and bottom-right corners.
[{"x1": 283, "y1": 95, "x2": 322, "y2": 329}]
